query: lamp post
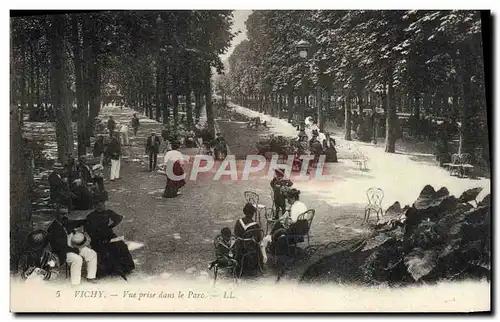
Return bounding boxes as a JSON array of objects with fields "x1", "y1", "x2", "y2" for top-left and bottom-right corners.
[{"x1": 295, "y1": 40, "x2": 311, "y2": 125}]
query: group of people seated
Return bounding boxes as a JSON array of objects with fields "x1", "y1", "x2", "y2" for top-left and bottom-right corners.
[
  {"x1": 209, "y1": 169, "x2": 311, "y2": 277},
  {"x1": 247, "y1": 117, "x2": 268, "y2": 130},
  {"x1": 17, "y1": 199, "x2": 135, "y2": 285},
  {"x1": 48, "y1": 155, "x2": 107, "y2": 211},
  {"x1": 296, "y1": 129, "x2": 338, "y2": 163}
]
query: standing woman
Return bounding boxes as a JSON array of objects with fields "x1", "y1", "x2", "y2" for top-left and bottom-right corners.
[{"x1": 163, "y1": 142, "x2": 186, "y2": 198}]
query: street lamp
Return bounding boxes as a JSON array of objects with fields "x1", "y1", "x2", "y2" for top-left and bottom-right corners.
[{"x1": 295, "y1": 40, "x2": 314, "y2": 127}]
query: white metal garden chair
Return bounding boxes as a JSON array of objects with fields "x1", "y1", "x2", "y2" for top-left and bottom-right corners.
[{"x1": 364, "y1": 188, "x2": 384, "y2": 223}]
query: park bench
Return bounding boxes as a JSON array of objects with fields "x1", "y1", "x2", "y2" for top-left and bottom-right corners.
[
  {"x1": 443, "y1": 153, "x2": 474, "y2": 178},
  {"x1": 351, "y1": 149, "x2": 369, "y2": 170}
]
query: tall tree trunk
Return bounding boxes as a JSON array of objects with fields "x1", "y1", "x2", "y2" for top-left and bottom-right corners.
[
  {"x1": 172, "y1": 93, "x2": 179, "y2": 127},
  {"x1": 72, "y1": 15, "x2": 86, "y2": 156},
  {"x1": 50, "y1": 14, "x2": 73, "y2": 162},
  {"x1": 86, "y1": 19, "x2": 101, "y2": 145},
  {"x1": 458, "y1": 45, "x2": 480, "y2": 156},
  {"x1": 194, "y1": 91, "x2": 201, "y2": 123},
  {"x1": 385, "y1": 72, "x2": 397, "y2": 153},
  {"x1": 35, "y1": 54, "x2": 41, "y2": 111},
  {"x1": 19, "y1": 46, "x2": 26, "y2": 125},
  {"x1": 10, "y1": 27, "x2": 32, "y2": 271},
  {"x1": 204, "y1": 64, "x2": 215, "y2": 136},
  {"x1": 186, "y1": 89, "x2": 193, "y2": 128},
  {"x1": 155, "y1": 61, "x2": 162, "y2": 122},
  {"x1": 413, "y1": 94, "x2": 420, "y2": 119},
  {"x1": 317, "y1": 87, "x2": 323, "y2": 131},
  {"x1": 344, "y1": 95, "x2": 352, "y2": 141},
  {"x1": 28, "y1": 43, "x2": 35, "y2": 120},
  {"x1": 162, "y1": 87, "x2": 169, "y2": 125}
]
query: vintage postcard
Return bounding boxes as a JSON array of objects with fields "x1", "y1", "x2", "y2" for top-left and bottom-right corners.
[{"x1": 9, "y1": 9, "x2": 491, "y2": 313}]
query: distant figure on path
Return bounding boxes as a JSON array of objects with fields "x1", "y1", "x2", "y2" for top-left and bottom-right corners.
[
  {"x1": 131, "y1": 113, "x2": 140, "y2": 137},
  {"x1": 107, "y1": 135, "x2": 121, "y2": 181},
  {"x1": 145, "y1": 132, "x2": 161, "y2": 172},
  {"x1": 107, "y1": 116, "x2": 116, "y2": 137},
  {"x1": 119, "y1": 123, "x2": 129, "y2": 146}
]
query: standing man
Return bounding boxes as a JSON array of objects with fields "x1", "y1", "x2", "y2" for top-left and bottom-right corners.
[
  {"x1": 131, "y1": 113, "x2": 140, "y2": 137},
  {"x1": 107, "y1": 116, "x2": 116, "y2": 137},
  {"x1": 119, "y1": 122, "x2": 129, "y2": 146},
  {"x1": 107, "y1": 134, "x2": 121, "y2": 181},
  {"x1": 145, "y1": 132, "x2": 161, "y2": 172}
]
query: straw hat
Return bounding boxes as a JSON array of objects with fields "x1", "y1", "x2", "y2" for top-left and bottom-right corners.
[{"x1": 68, "y1": 232, "x2": 91, "y2": 249}]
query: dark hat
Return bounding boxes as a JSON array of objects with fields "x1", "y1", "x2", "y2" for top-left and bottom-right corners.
[
  {"x1": 221, "y1": 227, "x2": 232, "y2": 238},
  {"x1": 243, "y1": 203, "x2": 257, "y2": 217},
  {"x1": 287, "y1": 188, "x2": 300, "y2": 198},
  {"x1": 274, "y1": 168, "x2": 285, "y2": 177}
]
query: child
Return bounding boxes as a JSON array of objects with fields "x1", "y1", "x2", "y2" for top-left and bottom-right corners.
[{"x1": 209, "y1": 227, "x2": 237, "y2": 270}]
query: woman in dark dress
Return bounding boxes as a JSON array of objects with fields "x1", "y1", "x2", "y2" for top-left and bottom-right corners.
[
  {"x1": 84, "y1": 200, "x2": 135, "y2": 280},
  {"x1": 163, "y1": 142, "x2": 186, "y2": 198}
]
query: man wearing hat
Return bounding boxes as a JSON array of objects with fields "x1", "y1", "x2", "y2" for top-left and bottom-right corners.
[
  {"x1": 270, "y1": 168, "x2": 293, "y2": 218},
  {"x1": 145, "y1": 131, "x2": 161, "y2": 172},
  {"x1": 47, "y1": 216, "x2": 97, "y2": 285},
  {"x1": 17, "y1": 230, "x2": 61, "y2": 281},
  {"x1": 107, "y1": 116, "x2": 116, "y2": 137},
  {"x1": 107, "y1": 133, "x2": 122, "y2": 181}
]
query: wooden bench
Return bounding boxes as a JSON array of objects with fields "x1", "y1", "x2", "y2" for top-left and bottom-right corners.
[{"x1": 443, "y1": 153, "x2": 474, "y2": 178}]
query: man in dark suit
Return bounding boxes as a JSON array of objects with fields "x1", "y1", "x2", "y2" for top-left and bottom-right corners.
[
  {"x1": 145, "y1": 132, "x2": 161, "y2": 171},
  {"x1": 107, "y1": 116, "x2": 116, "y2": 137},
  {"x1": 46, "y1": 214, "x2": 97, "y2": 285}
]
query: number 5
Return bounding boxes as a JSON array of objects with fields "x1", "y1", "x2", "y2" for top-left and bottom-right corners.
[{"x1": 56, "y1": 291, "x2": 60, "y2": 298}]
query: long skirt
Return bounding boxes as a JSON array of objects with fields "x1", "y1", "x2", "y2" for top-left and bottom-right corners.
[{"x1": 93, "y1": 241, "x2": 135, "y2": 279}]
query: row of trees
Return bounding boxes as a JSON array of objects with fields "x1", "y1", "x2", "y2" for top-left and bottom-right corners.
[
  {"x1": 225, "y1": 10, "x2": 488, "y2": 155},
  {"x1": 11, "y1": 11, "x2": 236, "y2": 162},
  {"x1": 10, "y1": 11, "x2": 236, "y2": 269}
]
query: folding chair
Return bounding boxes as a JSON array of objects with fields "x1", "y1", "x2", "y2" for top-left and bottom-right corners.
[
  {"x1": 364, "y1": 188, "x2": 384, "y2": 223},
  {"x1": 244, "y1": 191, "x2": 267, "y2": 224}
]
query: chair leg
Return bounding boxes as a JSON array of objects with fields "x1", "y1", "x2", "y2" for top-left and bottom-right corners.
[{"x1": 213, "y1": 267, "x2": 218, "y2": 285}]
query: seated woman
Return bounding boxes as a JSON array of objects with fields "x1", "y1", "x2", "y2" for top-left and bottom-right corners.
[
  {"x1": 323, "y1": 133, "x2": 338, "y2": 163},
  {"x1": 84, "y1": 200, "x2": 135, "y2": 280},
  {"x1": 266, "y1": 189, "x2": 308, "y2": 253},
  {"x1": 184, "y1": 130, "x2": 197, "y2": 148},
  {"x1": 17, "y1": 230, "x2": 60, "y2": 282},
  {"x1": 234, "y1": 203, "x2": 267, "y2": 273}
]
